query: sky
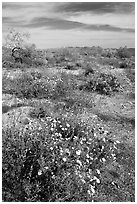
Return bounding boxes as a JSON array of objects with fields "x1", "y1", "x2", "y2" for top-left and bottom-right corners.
[{"x1": 2, "y1": 2, "x2": 135, "y2": 49}]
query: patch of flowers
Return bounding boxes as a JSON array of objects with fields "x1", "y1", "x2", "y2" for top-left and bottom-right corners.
[{"x1": 2, "y1": 115, "x2": 128, "y2": 202}]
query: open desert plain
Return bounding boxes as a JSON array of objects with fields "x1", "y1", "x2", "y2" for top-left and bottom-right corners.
[{"x1": 2, "y1": 2, "x2": 135, "y2": 202}]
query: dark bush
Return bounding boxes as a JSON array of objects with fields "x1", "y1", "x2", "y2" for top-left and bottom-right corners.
[
  {"x1": 29, "y1": 107, "x2": 47, "y2": 119},
  {"x1": 84, "y1": 66, "x2": 94, "y2": 77},
  {"x1": 116, "y1": 47, "x2": 131, "y2": 59},
  {"x1": 119, "y1": 61, "x2": 128, "y2": 68},
  {"x1": 2, "y1": 45, "x2": 46, "y2": 68},
  {"x1": 64, "y1": 62, "x2": 78, "y2": 70},
  {"x1": 79, "y1": 73, "x2": 121, "y2": 95}
]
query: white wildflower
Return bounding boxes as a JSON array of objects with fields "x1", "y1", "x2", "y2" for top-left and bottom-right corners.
[
  {"x1": 86, "y1": 159, "x2": 89, "y2": 163},
  {"x1": 80, "y1": 140, "x2": 83, "y2": 144},
  {"x1": 94, "y1": 133, "x2": 97, "y2": 137},
  {"x1": 76, "y1": 159, "x2": 82, "y2": 166},
  {"x1": 102, "y1": 138, "x2": 106, "y2": 142},
  {"x1": 62, "y1": 157, "x2": 67, "y2": 162},
  {"x1": 50, "y1": 147, "x2": 53, "y2": 150},
  {"x1": 76, "y1": 150, "x2": 81, "y2": 155},
  {"x1": 86, "y1": 154, "x2": 90, "y2": 158},
  {"x1": 38, "y1": 170, "x2": 42, "y2": 175},
  {"x1": 90, "y1": 185, "x2": 95, "y2": 194},
  {"x1": 102, "y1": 158, "x2": 106, "y2": 162},
  {"x1": 81, "y1": 179, "x2": 86, "y2": 183},
  {"x1": 96, "y1": 169, "x2": 101, "y2": 174},
  {"x1": 93, "y1": 176, "x2": 100, "y2": 183},
  {"x1": 87, "y1": 190, "x2": 91, "y2": 195}
]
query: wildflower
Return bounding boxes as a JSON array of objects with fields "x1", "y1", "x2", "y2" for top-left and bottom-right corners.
[
  {"x1": 86, "y1": 154, "x2": 90, "y2": 158},
  {"x1": 102, "y1": 158, "x2": 106, "y2": 162},
  {"x1": 87, "y1": 189, "x2": 91, "y2": 195},
  {"x1": 93, "y1": 176, "x2": 100, "y2": 183},
  {"x1": 94, "y1": 133, "x2": 97, "y2": 137},
  {"x1": 96, "y1": 169, "x2": 101, "y2": 174},
  {"x1": 102, "y1": 145, "x2": 104, "y2": 150},
  {"x1": 76, "y1": 150, "x2": 81, "y2": 155},
  {"x1": 66, "y1": 123, "x2": 70, "y2": 127},
  {"x1": 50, "y1": 127, "x2": 54, "y2": 131},
  {"x1": 38, "y1": 169, "x2": 42, "y2": 175},
  {"x1": 90, "y1": 185, "x2": 95, "y2": 194},
  {"x1": 62, "y1": 157, "x2": 67, "y2": 162},
  {"x1": 86, "y1": 159, "x2": 90, "y2": 163},
  {"x1": 76, "y1": 159, "x2": 82, "y2": 166},
  {"x1": 81, "y1": 179, "x2": 86, "y2": 183}
]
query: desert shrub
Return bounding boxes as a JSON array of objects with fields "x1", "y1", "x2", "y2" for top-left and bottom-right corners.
[
  {"x1": 79, "y1": 73, "x2": 121, "y2": 95},
  {"x1": 62, "y1": 91, "x2": 93, "y2": 111},
  {"x1": 3, "y1": 72, "x2": 76, "y2": 99},
  {"x1": 116, "y1": 47, "x2": 131, "y2": 59},
  {"x1": 99, "y1": 57, "x2": 119, "y2": 67},
  {"x1": 119, "y1": 61, "x2": 128, "y2": 68},
  {"x1": 2, "y1": 73, "x2": 46, "y2": 98},
  {"x1": 64, "y1": 62, "x2": 78, "y2": 70},
  {"x1": 15, "y1": 79, "x2": 51, "y2": 99},
  {"x1": 3, "y1": 37, "x2": 46, "y2": 68},
  {"x1": 2, "y1": 61, "x2": 15, "y2": 69},
  {"x1": 30, "y1": 71, "x2": 42, "y2": 80},
  {"x1": 101, "y1": 51, "x2": 112, "y2": 58},
  {"x1": 51, "y1": 72, "x2": 77, "y2": 99},
  {"x1": 84, "y1": 63, "x2": 94, "y2": 76},
  {"x1": 124, "y1": 68, "x2": 135, "y2": 83},
  {"x1": 29, "y1": 106, "x2": 47, "y2": 119},
  {"x1": 2, "y1": 73, "x2": 31, "y2": 95}
]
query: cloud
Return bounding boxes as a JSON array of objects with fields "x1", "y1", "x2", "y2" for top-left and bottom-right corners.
[
  {"x1": 2, "y1": 2, "x2": 33, "y2": 9},
  {"x1": 25, "y1": 17, "x2": 84, "y2": 30},
  {"x1": 2, "y1": 16, "x2": 26, "y2": 27},
  {"x1": 55, "y1": 2, "x2": 135, "y2": 15},
  {"x1": 3, "y1": 16, "x2": 134, "y2": 33},
  {"x1": 84, "y1": 24, "x2": 134, "y2": 33},
  {"x1": 23, "y1": 17, "x2": 134, "y2": 33}
]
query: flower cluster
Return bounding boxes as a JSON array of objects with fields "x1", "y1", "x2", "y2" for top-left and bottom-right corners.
[{"x1": 3, "y1": 112, "x2": 134, "y2": 202}]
